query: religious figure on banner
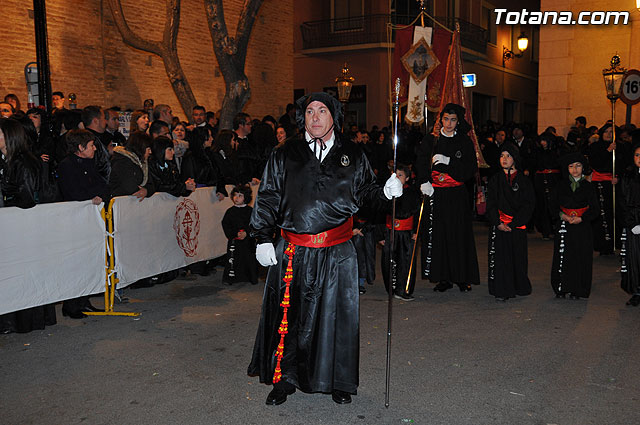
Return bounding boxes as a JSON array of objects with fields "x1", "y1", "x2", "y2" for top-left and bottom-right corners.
[{"x1": 401, "y1": 38, "x2": 440, "y2": 84}]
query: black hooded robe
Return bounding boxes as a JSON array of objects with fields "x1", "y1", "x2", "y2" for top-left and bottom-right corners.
[
  {"x1": 247, "y1": 135, "x2": 384, "y2": 394},
  {"x1": 587, "y1": 140, "x2": 615, "y2": 254},
  {"x1": 620, "y1": 168, "x2": 640, "y2": 295},
  {"x1": 550, "y1": 177, "x2": 600, "y2": 297},
  {"x1": 532, "y1": 146, "x2": 561, "y2": 238},
  {"x1": 221, "y1": 205, "x2": 258, "y2": 285},
  {"x1": 381, "y1": 184, "x2": 420, "y2": 296},
  {"x1": 424, "y1": 131, "x2": 480, "y2": 286},
  {"x1": 486, "y1": 170, "x2": 535, "y2": 299}
]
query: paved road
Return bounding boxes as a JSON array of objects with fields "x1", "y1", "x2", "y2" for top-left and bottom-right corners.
[{"x1": 2, "y1": 224, "x2": 639, "y2": 425}]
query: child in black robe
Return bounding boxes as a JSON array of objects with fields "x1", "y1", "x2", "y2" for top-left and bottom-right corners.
[
  {"x1": 352, "y1": 202, "x2": 380, "y2": 294},
  {"x1": 619, "y1": 142, "x2": 640, "y2": 306},
  {"x1": 486, "y1": 143, "x2": 535, "y2": 301},
  {"x1": 221, "y1": 185, "x2": 257, "y2": 285},
  {"x1": 550, "y1": 153, "x2": 600, "y2": 299},
  {"x1": 380, "y1": 164, "x2": 420, "y2": 300}
]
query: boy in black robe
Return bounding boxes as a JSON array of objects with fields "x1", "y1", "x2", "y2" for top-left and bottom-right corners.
[
  {"x1": 532, "y1": 133, "x2": 561, "y2": 240},
  {"x1": 420, "y1": 103, "x2": 480, "y2": 292},
  {"x1": 550, "y1": 153, "x2": 600, "y2": 299},
  {"x1": 248, "y1": 92, "x2": 402, "y2": 406},
  {"x1": 380, "y1": 164, "x2": 420, "y2": 300},
  {"x1": 486, "y1": 143, "x2": 535, "y2": 301},
  {"x1": 221, "y1": 185, "x2": 257, "y2": 285}
]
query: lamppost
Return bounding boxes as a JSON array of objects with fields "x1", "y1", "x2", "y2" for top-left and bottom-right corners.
[
  {"x1": 502, "y1": 32, "x2": 529, "y2": 67},
  {"x1": 602, "y1": 54, "x2": 627, "y2": 246}
]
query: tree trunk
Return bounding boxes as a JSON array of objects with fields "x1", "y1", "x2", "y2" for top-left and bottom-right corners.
[
  {"x1": 204, "y1": 0, "x2": 263, "y2": 130},
  {"x1": 107, "y1": 0, "x2": 197, "y2": 117}
]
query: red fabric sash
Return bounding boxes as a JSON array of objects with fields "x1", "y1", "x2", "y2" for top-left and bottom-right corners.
[
  {"x1": 432, "y1": 171, "x2": 463, "y2": 188},
  {"x1": 281, "y1": 218, "x2": 353, "y2": 248},
  {"x1": 234, "y1": 228, "x2": 245, "y2": 240},
  {"x1": 386, "y1": 215, "x2": 414, "y2": 231},
  {"x1": 499, "y1": 210, "x2": 526, "y2": 230},
  {"x1": 536, "y1": 169, "x2": 560, "y2": 174},
  {"x1": 591, "y1": 171, "x2": 613, "y2": 182},
  {"x1": 561, "y1": 206, "x2": 589, "y2": 217}
]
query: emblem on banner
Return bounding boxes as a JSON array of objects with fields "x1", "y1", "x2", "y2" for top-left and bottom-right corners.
[{"x1": 173, "y1": 199, "x2": 201, "y2": 257}]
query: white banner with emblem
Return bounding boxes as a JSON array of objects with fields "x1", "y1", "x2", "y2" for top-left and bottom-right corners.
[
  {"x1": 0, "y1": 201, "x2": 105, "y2": 315},
  {"x1": 402, "y1": 26, "x2": 440, "y2": 125},
  {"x1": 112, "y1": 185, "x2": 257, "y2": 287}
]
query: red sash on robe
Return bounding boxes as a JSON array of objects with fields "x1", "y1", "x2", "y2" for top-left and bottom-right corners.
[
  {"x1": 561, "y1": 206, "x2": 589, "y2": 217},
  {"x1": 499, "y1": 210, "x2": 526, "y2": 230},
  {"x1": 281, "y1": 218, "x2": 353, "y2": 248},
  {"x1": 432, "y1": 171, "x2": 463, "y2": 188},
  {"x1": 385, "y1": 215, "x2": 414, "y2": 231},
  {"x1": 591, "y1": 171, "x2": 613, "y2": 182}
]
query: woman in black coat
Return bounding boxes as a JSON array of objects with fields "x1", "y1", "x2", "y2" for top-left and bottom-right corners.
[
  {"x1": 0, "y1": 118, "x2": 57, "y2": 333},
  {"x1": 181, "y1": 126, "x2": 224, "y2": 200},
  {"x1": 149, "y1": 136, "x2": 195, "y2": 197},
  {"x1": 109, "y1": 131, "x2": 155, "y2": 199}
]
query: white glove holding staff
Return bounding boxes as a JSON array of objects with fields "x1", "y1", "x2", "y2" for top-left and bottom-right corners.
[
  {"x1": 432, "y1": 154, "x2": 450, "y2": 166},
  {"x1": 256, "y1": 243, "x2": 277, "y2": 266},
  {"x1": 420, "y1": 181, "x2": 434, "y2": 197},
  {"x1": 383, "y1": 173, "x2": 403, "y2": 199},
  {"x1": 632, "y1": 225, "x2": 640, "y2": 235}
]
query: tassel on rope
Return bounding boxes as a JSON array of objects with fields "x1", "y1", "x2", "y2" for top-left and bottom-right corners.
[{"x1": 273, "y1": 243, "x2": 296, "y2": 383}]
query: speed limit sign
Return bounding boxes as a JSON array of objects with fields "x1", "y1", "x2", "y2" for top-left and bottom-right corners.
[{"x1": 621, "y1": 69, "x2": 640, "y2": 106}]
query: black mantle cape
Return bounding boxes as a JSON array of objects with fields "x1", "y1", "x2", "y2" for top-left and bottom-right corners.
[{"x1": 248, "y1": 134, "x2": 385, "y2": 394}]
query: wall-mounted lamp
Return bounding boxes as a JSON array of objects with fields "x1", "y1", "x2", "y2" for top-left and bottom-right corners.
[{"x1": 503, "y1": 32, "x2": 529, "y2": 66}]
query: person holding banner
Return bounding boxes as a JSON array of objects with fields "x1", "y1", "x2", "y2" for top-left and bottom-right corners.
[
  {"x1": 420, "y1": 103, "x2": 480, "y2": 292},
  {"x1": 247, "y1": 92, "x2": 402, "y2": 406}
]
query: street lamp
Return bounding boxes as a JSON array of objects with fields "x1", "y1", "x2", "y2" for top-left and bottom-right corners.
[
  {"x1": 503, "y1": 32, "x2": 529, "y2": 66},
  {"x1": 335, "y1": 63, "x2": 355, "y2": 104},
  {"x1": 602, "y1": 54, "x2": 627, "y2": 248}
]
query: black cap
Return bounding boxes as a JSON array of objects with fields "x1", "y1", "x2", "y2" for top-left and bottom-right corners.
[
  {"x1": 499, "y1": 142, "x2": 522, "y2": 171},
  {"x1": 295, "y1": 92, "x2": 343, "y2": 131}
]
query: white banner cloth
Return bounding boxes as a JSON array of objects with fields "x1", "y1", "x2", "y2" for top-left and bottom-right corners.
[
  {"x1": 405, "y1": 26, "x2": 433, "y2": 125},
  {"x1": 0, "y1": 201, "x2": 105, "y2": 315},
  {"x1": 112, "y1": 185, "x2": 256, "y2": 287}
]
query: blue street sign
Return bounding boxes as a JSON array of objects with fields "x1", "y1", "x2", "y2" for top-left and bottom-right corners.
[{"x1": 462, "y1": 73, "x2": 476, "y2": 87}]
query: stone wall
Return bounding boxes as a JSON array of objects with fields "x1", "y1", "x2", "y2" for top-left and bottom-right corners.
[{"x1": 0, "y1": 0, "x2": 293, "y2": 122}]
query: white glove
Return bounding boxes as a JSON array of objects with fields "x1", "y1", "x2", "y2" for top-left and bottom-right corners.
[
  {"x1": 432, "y1": 154, "x2": 450, "y2": 166},
  {"x1": 420, "y1": 182, "x2": 434, "y2": 197},
  {"x1": 632, "y1": 225, "x2": 640, "y2": 235},
  {"x1": 256, "y1": 243, "x2": 277, "y2": 267},
  {"x1": 383, "y1": 173, "x2": 403, "y2": 199}
]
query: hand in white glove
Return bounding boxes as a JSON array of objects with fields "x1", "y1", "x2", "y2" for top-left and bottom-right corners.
[
  {"x1": 632, "y1": 225, "x2": 640, "y2": 235},
  {"x1": 383, "y1": 173, "x2": 403, "y2": 200},
  {"x1": 256, "y1": 243, "x2": 277, "y2": 267},
  {"x1": 432, "y1": 154, "x2": 450, "y2": 166},
  {"x1": 420, "y1": 181, "x2": 434, "y2": 197}
]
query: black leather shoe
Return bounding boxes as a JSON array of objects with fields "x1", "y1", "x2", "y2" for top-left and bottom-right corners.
[
  {"x1": 555, "y1": 293, "x2": 566, "y2": 299},
  {"x1": 266, "y1": 387, "x2": 295, "y2": 406},
  {"x1": 331, "y1": 390, "x2": 352, "y2": 404},
  {"x1": 626, "y1": 294, "x2": 640, "y2": 306},
  {"x1": 458, "y1": 284, "x2": 472, "y2": 292},
  {"x1": 569, "y1": 294, "x2": 581, "y2": 300},
  {"x1": 433, "y1": 282, "x2": 453, "y2": 292},
  {"x1": 62, "y1": 309, "x2": 86, "y2": 319}
]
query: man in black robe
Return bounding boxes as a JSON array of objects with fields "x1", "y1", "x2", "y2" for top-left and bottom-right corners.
[{"x1": 248, "y1": 92, "x2": 402, "y2": 405}]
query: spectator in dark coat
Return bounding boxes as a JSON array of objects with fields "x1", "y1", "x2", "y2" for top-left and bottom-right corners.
[
  {"x1": 181, "y1": 126, "x2": 225, "y2": 200},
  {"x1": 57, "y1": 129, "x2": 108, "y2": 318},
  {"x1": 149, "y1": 136, "x2": 195, "y2": 197},
  {"x1": 109, "y1": 131, "x2": 155, "y2": 200}
]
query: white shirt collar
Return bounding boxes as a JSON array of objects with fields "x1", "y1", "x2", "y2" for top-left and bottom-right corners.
[
  {"x1": 305, "y1": 131, "x2": 335, "y2": 161},
  {"x1": 440, "y1": 128, "x2": 456, "y2": 138}
]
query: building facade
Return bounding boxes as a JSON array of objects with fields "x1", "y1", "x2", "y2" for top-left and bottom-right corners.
[
  {"x1": 0, "y1": 0, "x2": 293, "y2": 121},
  {"x1": 538, "y1": 0, "x2": 640, "y2": 136},
  {"x1": 294, "y1": 0, "x2": 539, "y2": 130}
]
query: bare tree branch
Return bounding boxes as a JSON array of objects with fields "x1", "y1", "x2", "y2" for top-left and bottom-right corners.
[
  {"x1": 107, "y1": 0, "x2": 197, "y2": 117},
  {"x1": 204, "y1": 0, "x2": 264, "y2": 130}
]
